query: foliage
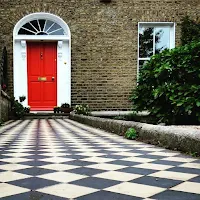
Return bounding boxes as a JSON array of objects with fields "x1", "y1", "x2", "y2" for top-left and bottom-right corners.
[
  {"x1": 130, "y1": 41, "x2": 200, "y2": 125},
  {"x1": 124, "y1": 128, "x2": 138, "y2": 140},
  {"x1": 181, "y1": 16, "x2": 200, "y2": 45},
  {"x1": 61, "y1": 103, "x2": 70, "y2": 108},
  {"x1": 54, "y1": 106, "x2": 60, "y2": 113},
  {"x1": 24, "y1": 107, "x2": 30, "y2": 113},
  {"x1": 12, "y1": 100, "x2": 25, "y2": 119},
  {"x1": 74, "y1": 104, "x2": 90, "y2": 115},
  {"x1": 19, "y1": 95, "x2": 26, "y2": 102}
]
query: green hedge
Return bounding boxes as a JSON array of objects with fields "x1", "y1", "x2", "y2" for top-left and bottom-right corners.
[{"x1": 130, "y1": 42, "x2": 200, "y2": 125}]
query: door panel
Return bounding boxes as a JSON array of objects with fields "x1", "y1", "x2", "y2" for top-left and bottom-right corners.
[
  {"x1": 29, "y1": 82, "x2": 41, "y2": 104},
  {"x1": 43, "y1": 82, "x2": 55, "y2": 102},
  {"x1": 27, "y1": 42, "x2": 57, "y2": 110}
]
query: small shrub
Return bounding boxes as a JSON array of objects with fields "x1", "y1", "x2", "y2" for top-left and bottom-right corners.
[
  {"x1": 61, "y1": 103, "x2": 70, "y2": 108},
  {"x1": 54, "y1": 106, "x2": 60, "y2": 113},
  {"x1": 24, "y1": 107, "x2": 30, "y2": 113},
  {"x1": 19, "y1": 95, "x2": 26, "y2": 102},
  {"x1": 130, "y1": 41, "x2": 200, "y2": 125},
  {"x1": 12, "y1": 100, "x2": 25, "y2": 119},
  {"x1": 74, "y1": 104, "x2": 90, "y2": 115},
  {"x1": 124, "y1": 128, "x2": 138, "y2": 140}
]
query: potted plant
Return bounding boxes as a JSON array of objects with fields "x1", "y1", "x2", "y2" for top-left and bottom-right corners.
[
  {"x1": 60, "y1": 103, "x2": 73, "y2": 113},
  {"x1": 53, "y1": 106, "x2": 60, "y2": 113},
  {"x1": 24, "y1": 106, "x2": 30, "y2": 113},
  {"x1": 74, "y1": 104, "x2": 90, "y2": 115},
  {"x1": 19, "y1": 95, "x2": 26, "y2": 102}
]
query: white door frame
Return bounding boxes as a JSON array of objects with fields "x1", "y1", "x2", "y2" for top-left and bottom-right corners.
[{"x1": 13, "y1": 12, "x2": 71, "y2": 108}]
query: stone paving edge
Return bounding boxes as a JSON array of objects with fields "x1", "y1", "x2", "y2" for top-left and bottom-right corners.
[{"x1": 70, "y1": 113, "x2": 200, "y2": 155}]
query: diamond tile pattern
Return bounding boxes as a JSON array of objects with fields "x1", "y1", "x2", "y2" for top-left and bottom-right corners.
[{"x1": 0, "y1": 119, "x2": 200, "y2": 199}]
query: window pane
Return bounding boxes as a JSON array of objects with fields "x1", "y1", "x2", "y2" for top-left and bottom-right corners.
[
  {"x1": 49, "y1": 28, "x2": 65, "y2": 35},
  {"x1": 139, "y1": 27, "x2": 154, "y2": 58},
  {"x1": 47, "y1": 23, "x2": 62, "y2": 33},
  {"x1": 18, "y1": 28, "x2": 35, "y2": 35},
  {"x1": 30, "y1": 20, "x2": 39, "y2": 32},
  {"x1": 155, "y1": 27, "x2": 170, "y2": 54},
  {"x1": 44, "y1": 20, "x2": 54, "y2": 32},
  {"x1": 39, "y1": 20, "x2": 46, "y2": 31},
  {"x1": 23, "y1": 23, "x2": 37, "y2": 33}
]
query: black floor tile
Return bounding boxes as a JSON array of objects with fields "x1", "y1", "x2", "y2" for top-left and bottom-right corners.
[
  {"x1": 151, "y1": 160, "x2": 184, "y2": 166},
  {"x1": 64, "y1": 160, "x2": 96, "y2": 166},
  {"x1": 15, "y1": 167, "x2": 57, "y2": 176},
  {"x1": 94, "y1": 150, "x2": 120, "y2": 154},
  {"x1": 130, "y1": 176, "x2": 183, "y2": 188},
  {"x1": 0, "y1": 155, "x2": 13, "y2": 159},
  {"x1": 118, "y1": 167, "x2": 157, "y2": 175},
  {"x1": 70, "y1": 177, "x2": 120, "y2": 189},
  {"x1": 0, "y1": 161, "x2": 9, "y2": 165},
  {"x1": 67, "y1": 167, "x2": 106, "y2": 176},
  {"x1": 77, "y1": 190, "x2": 141, "y2": 200},
  {"x1": 19, "y1": 160, "x2": 52, "y2": 167},
  {"x1": 2, "y1": 191, "x2": 67, "y2": 200},
  {"x1": 192, "y1": 160, "x2": 200, "y2": 164},
  {"x1": 104, "y1": 155, "x2": 127, "y2": 159},
  {"x1": 8, "y1": 177, "x2": 59, "y2": 190},
  {"x1": 151, "y1": 190, "x2": 200, "y2": 200},
  {"x1": 61, "y1": 155, "x2": 88, "y2": 159},
  {"x1": 188, "y1": 176, "x2": 200, "y2": 183},
  {"x1": 0, "y1": 168, "x2": 6, "y2": 173},
  {"x1": 167, "y1": 167, "x2": 200, "y2": 174},
  {"x1": 23, "y1": 155, "x2": 49, "y2": 159},
  {"x1": 128, "y1": 150, "x2": 153, "y2": 154},
  {"x1": 107, "y1": 160, "x2": 140, "y2": 166},
  {"x1": 137, "y1": 154, "x2": 166, "y2": 159}
]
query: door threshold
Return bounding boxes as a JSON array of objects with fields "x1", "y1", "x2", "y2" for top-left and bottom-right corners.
[{"x1": 30, "y1": 111, "x2": 54, "y2": 114}]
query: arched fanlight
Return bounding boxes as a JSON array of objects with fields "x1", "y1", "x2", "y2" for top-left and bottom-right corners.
[{"x1": 18, "y1": 19, "x2": 66, "y2": 35}]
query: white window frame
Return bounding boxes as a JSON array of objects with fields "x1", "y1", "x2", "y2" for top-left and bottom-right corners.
[{"x1": 137, "y1": 22, "x2": 175, "y2": 77}]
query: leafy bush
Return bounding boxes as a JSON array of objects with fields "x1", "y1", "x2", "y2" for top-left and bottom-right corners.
[
  {"x1": 12, "y1": 100, "x2": 25, "y2": 119},
  {"x1": 181, "y1": 16, "x2": 200, "y2": 45},
  {"x1": 74, "y1": 104, "x2": 90, "y2": 115},
  {"x1": 124, "y1": 128, "x2": 138, "y2": 140},
  {"x1": 61, "y1": 103, "x2": 70, "y2": 108},
  {"x1": 130, "y1": 41, "x2": 200, "y2": 125},
  {"x1": 19, "y1": 95, "x2": 26, "y2": 102}
]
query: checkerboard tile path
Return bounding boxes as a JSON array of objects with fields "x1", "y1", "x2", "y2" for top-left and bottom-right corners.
[{"x1": 0, "y1": 119, "x2": 200, "y2": 200}]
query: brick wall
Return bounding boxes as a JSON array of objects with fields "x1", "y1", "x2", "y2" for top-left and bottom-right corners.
[{"x1": 0, "y1": 0, "x2": 200, "y2": 110}]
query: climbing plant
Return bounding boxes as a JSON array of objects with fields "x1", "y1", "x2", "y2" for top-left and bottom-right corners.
[{"x1": 181, "y1": 16, "x2": 200, "y2": 45}]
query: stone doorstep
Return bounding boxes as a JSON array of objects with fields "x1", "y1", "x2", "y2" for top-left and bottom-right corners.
[
  {"x1": 24, "y1": 112, "x2": 70, "y2": 119},
  {"x1": 69, "y1": 113, "x2": 200, "y2": 156}
]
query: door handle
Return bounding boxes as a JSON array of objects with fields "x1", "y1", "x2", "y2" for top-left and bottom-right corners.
[{"x1": 52, "y1": 77, "x2": 55, "y2": 80}]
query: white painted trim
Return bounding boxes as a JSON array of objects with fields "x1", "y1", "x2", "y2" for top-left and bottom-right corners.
[
  {"x1": 15, "y1": 35, "x2": 70, "y2": 41},
  {"x1": 13, "y1": 12, "x2": 71, "y2": 38},
  {"x1": 13, "y1": 12, "x2": 71, "y2": 108}
]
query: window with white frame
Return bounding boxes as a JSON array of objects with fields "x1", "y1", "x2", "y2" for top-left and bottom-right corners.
[
  {"x1": 138, "y1": 23, "x2": 175, "y2": 73},
  {"x1": 18, "y1": 19, "x2": 66, "y2": 35}
]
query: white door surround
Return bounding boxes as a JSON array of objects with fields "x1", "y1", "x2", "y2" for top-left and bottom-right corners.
[{"x1": 13, "y1": 12, "x2": 71, "y2": 108}]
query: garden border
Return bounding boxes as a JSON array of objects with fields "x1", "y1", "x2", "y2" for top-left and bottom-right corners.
[{"x1": 70, "y1": 113, "x2": 200, "y2": 155}]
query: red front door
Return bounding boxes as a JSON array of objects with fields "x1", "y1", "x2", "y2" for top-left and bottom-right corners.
[{"x1": 27, "y1": 42, "x2": 57, "y2": 111}]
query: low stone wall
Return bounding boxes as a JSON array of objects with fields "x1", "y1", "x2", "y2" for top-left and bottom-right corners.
[
  {"x1": 70, "y1": 113, "x2": 200, "y2": 155},
  {"x1": 1, "y1": 90, "x2": 11, "y2": 122}
]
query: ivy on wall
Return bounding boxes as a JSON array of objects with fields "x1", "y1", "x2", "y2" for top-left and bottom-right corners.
[{"x1": 181, "y1": 16, "x2": 200, "y2": 45}]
